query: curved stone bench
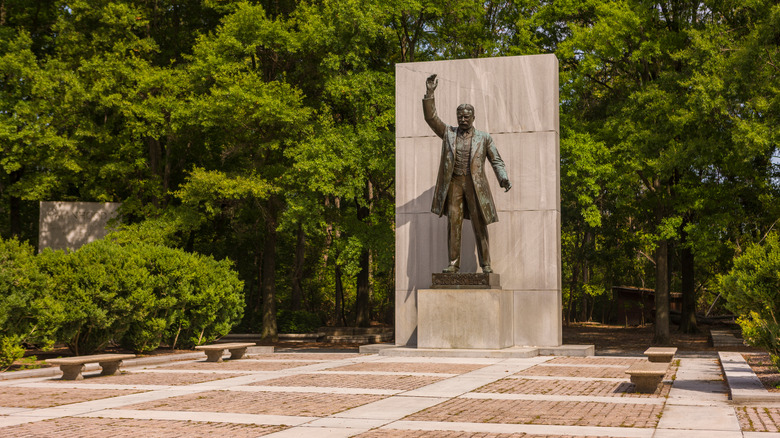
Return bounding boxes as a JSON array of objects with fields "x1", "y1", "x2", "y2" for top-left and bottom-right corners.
[
  {"x1": 626, "y1": 361, "x2": 669, "y2": 393},
  {"x1": 195, "y1": 342, "x2": 256, "y2": 362},
  {"x1": 48, "y1": 354, "x2": 136, "y2": 380}
]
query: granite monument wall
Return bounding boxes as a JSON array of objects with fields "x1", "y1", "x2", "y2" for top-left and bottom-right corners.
[{"x1": 395, "y1": 54, "x2": 561, "y2": 347}]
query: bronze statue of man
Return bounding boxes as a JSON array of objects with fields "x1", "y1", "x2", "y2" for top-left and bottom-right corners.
[{"x1": 423, "y1": 74, "x2": 512, "y2": 274}]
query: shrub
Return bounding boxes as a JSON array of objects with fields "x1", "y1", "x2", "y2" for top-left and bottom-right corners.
[
  {"x1": 162, "y1": 253, "x2": 245, "y2": 349},
  {"x1": 125, "y1": 244, "x2": 245, "y2": 350},
  {"x1": 721, "y1": 233, "x2": 780, "y2": 367},
  {"x1": 0, "y1": 238, "x2": 62, "y2": 369},
  {"x1": 38, "y1": 240, "x2": 152, "y2": 355},
  {"x1": 7, "y1": 237, "x2": 244, "y2": 356}
]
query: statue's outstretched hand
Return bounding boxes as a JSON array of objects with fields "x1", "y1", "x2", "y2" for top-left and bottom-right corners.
[
  {"x1": 501, "y1": 179, "x2": 512, "y2": 192},
  {"x1": 426, "y1": 74, "x2": 438, "y2": 95}
]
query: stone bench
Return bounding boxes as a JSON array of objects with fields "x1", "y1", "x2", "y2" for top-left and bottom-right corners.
[
  {"x1": 643, "y1": 347, "x2": 677, "y2": 363},
  {"x1": 48, "y1": 354, "x2": 136, "y2": 380},
  {"x1": 195, "y1": 342, "x2": 256, "y2": 362},
  {"x1": 626, "y1": 361, "x2": 669, "y2": 393}
]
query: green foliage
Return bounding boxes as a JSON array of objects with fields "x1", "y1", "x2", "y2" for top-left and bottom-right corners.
[
  {"x1": 0, "y1": 238, "x2": 62, "y2": 365},
  {"x1": 277, "y1": 309, "x2": 322, "y2": 334},
  {"x1": 37, "y1": 241, "x2": 150, "y2": 355},
  {"x1": 36, "y1": 239, "x2": 244, "y2": 354},
  {"x1": 162, "y1": 251, "x2": 245, "y2": 349},
  {"x1": 721, "y1": 233, "x2": 780, "y2": 365},
  {"x1": 0, "y1": 336, "x2": 25, "y2": 371}
]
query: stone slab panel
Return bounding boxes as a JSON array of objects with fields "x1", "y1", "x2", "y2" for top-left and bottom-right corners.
[
  {"x1": 656, "y1": 405, "x2": 740, "y2": 431},
  {"x1": 513, "y1": 290, "x2": 562, "y2": 347},
  {"x1": 39, "y1": 201, "x2": 121, "y2": 252},
  {"x1": 719, "y1": 351, "x2": 780, "y2": 403},
  {"x1": 394, "y1": 288, "x2": 417, "y2": 346},
  {"x1": 396, "y1": 54, "x2": 559, "y2": 137},
  {"x1": 492, "y1": 210, "x2": 561, "y2": 291},
  {"x1": 418, "y1": 288, "x2": 513, "y2": 349}
]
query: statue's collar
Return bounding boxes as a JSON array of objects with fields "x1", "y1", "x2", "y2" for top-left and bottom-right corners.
[{"x1": 457, "y1": 126, "x2": 474, "y2": 137}]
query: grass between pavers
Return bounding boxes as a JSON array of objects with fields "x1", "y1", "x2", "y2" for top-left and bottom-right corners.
[{"x1": 736, "y1": 406, "x2": 780, "y2": 432}]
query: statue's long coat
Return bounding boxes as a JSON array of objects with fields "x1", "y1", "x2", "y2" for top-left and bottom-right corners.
[{"x1": 422, "y1": 97, "x2": 509, "y2": 225}]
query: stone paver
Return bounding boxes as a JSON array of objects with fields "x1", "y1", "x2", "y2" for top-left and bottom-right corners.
[
  {"x1": 47, "y1": 371, "x2": 244, "y2": 386},
  {"x1": 253, "y1": 373, "x2": 445, "y2": 390},
  {"x1": 656, "y1": 404, "x2": 740, "y2": 431},
  {"x1": 0, "y1": 387, "x2": 146, "y2": 408},
  {"x1": 121, "y1": 390, "x2": 385, "y2": 416},
  {"x1": 251, "y1": 353, "x2": 365, "y2": 360},
  {"x1": 327, "y1": 362, "x2": 487, "y2": 374},
  {"x1": 0, "y1": 417, "x2": 285, "y2": 437},
  {"x1": 516, "y1": 364, "x2": 632, "y2": 379},
  {"x1": 404, "y1": 398, "x2": 663, "y2": 427},
  {"x1": 160, "y1": 360, "x2": 322, "y2": 372},
  {"x1": 475, "y1": 377, "x2": 671, "y2": 398},
  {"x1": 356, "y1": 430, "x2": 609, "y2": 437},
  {"x1": 544, "y1": 356, "x2": 645, "y2": 366},
  {"x1": 737, "y1": 406, "x2": 780, "y2": 432},
  {"x1": 2, "y1": 349, "x2": 779, "y2": 437}
]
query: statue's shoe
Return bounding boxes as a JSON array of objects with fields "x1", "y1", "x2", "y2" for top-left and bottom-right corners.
[
  {"x1": 482, "y1": 266, "x2": 493, "y2": 274},
  {"x1": 442, "y1": 265, "x2": 459, "y2": 273}
]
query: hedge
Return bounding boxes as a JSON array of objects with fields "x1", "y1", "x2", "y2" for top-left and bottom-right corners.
[{"x1": 0, "y1": 237, "x2": 244, "y2": 358}]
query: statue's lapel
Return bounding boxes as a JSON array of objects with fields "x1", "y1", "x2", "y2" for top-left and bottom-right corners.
[
  {"x1": 470, "y1": 130, "x2": 482, "y2": 158},
  {"x1": 446, "y1": 127, "x2": 457, "y2": 155}
]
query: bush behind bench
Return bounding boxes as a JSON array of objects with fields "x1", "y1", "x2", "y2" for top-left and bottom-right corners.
[{"x1": 1, "y1": 238, "x2": 244, "y2": 362}]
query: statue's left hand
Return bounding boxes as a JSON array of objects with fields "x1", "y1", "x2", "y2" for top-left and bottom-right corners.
[{"x1": 501, "y1": 180, "x2": 512, "y2": 192}]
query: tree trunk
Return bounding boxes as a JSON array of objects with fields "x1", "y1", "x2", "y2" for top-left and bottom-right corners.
[
  {"x1": 9, "y1": 170, "x2": 22, "y2": 238},
  {"x1": 679, "y1": 222, "x2": 698, "y2": 333},
  {"x1": 335, "y1": 263, "x2": 346, "y2": 326},
  {"x1": 355, "y1": 248, "x2": 370, "y2": 327},
  {"x1": 653, "y1": 237, "x2": 670, "y2": 344},
  {"x1": 567, "y1": 261, "x2": 579, "y2": 324},
  {"x1": 290, "y1": 223, "x2": 305, "y2": 310},
  {"x1": 260, "y1": 201, "x2": 279, "y2": 342},
  {"x1": 355, "y1": 183, "x2": 372, "y2": 327},
  {"x1": 581, "y1": 233, "x2": 591, "y2": 321}
]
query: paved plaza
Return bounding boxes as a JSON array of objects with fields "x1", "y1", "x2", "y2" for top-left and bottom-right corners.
[{"x1": 1, "y1": 350, "x2": 779, "y2": 437}]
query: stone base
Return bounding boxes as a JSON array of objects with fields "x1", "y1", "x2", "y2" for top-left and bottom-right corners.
[
  {"x1": 513, "y1": 290, "x2": 562, "y2": 347},
  {"x1": 431, "y1": 273, "x2": 501, "y2": 289},
  {"x1": 418, "y1": 288, "x2": 513, "y2": 349},
  {"x1": 359, "y1": 344, "x2": 595, "y2": 358},
  {"x1": 381, "y1": 346, "x2": 538, "y2": 358},
  {"x1": 99, "y1": 360, "x2": 123, "y2": 376},
  {"x1": 538, "y1": 344, "x2": 595, "y2": 356}
]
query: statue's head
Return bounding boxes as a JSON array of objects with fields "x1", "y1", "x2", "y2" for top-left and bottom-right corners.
[{"x1": 456, "y1": 104, "x2": 475, "y2": 131}]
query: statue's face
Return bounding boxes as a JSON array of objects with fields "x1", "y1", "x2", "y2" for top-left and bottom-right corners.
[{"x1": 457, "y1": 109, "x2": 474, "y2": 131}]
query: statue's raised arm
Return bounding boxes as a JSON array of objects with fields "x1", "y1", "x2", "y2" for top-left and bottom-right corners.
[{"x1": 422, "y1": 74, "x2": 446, "y2": 139}]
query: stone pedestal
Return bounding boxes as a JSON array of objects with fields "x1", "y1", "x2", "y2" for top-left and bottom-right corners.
[
  {"x1": 418, "y1": 288, "x2": 513, "y2": 349},
  {"x1": 431, "y1": 273, "x2": 501, "y2": 289}
]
